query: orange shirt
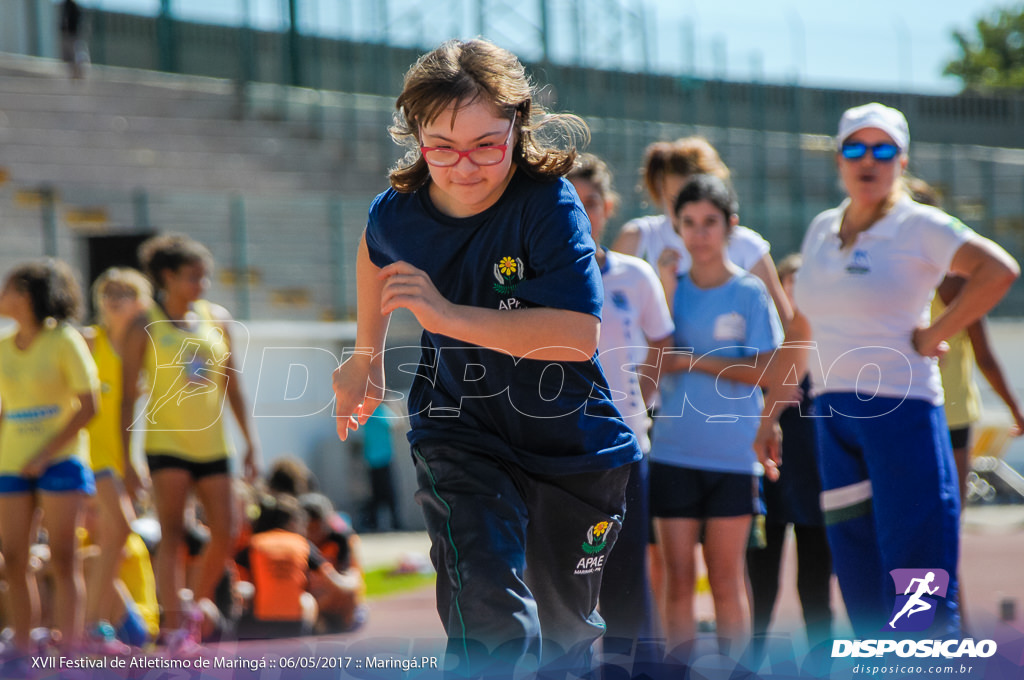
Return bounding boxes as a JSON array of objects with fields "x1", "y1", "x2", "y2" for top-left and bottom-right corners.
[{"x1": 237, "y1": 529, "x2": 323, "y2": 622}]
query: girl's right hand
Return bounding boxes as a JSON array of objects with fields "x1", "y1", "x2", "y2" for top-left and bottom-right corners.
[
  {"x1": 332, "y1": 355, "x2": 386, "y2": 441},
  {"x1": 124, "y1": 462, "x2": 150, "y2": 501},
  {"x1": 656, "y1": 247, "x2": 681, "y2": 299},
  {"x1": 753, "y1": 418, "x2": 782, "y2": 482}
]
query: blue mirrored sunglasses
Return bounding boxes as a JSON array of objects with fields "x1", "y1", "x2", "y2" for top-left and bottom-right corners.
[{"x1": 841, "y1": 142, "x2": 900, "y2": 162}]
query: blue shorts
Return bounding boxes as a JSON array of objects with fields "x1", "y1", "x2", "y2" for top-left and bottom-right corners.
[
  {"x1": 93, "y1": 467, "x2": 119, "y2": 481},
  {"x1": 117, "y1": 604, "x2": 152, "y2": 647},
  {"x1": 649, "y1": 462, "x2": 761, "y2": 519},
  {"x1": 0, "y1": 458, "x2": 96, "y2": 495}
]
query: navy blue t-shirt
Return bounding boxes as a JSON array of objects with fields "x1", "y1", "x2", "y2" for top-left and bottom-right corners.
[{"x1": 365, "y1": 171, "x2": 640, "y2": 475}]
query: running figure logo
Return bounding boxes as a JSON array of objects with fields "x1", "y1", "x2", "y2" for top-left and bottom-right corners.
[{"x1": 886, "y1": 568, "x2": 950, "y2": 632}]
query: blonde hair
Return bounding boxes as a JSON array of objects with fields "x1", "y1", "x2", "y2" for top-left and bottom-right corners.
[
  {"x1": 91, "y1": 267, "x2": 153, "y2": 322},
  {"x1": 388, "y1": 39, "x2": 588, "y2": 192},
  {"x1": 776, "y1": 253, "x2": 802, "y2": 283},
  {"x1": 640, "y1": 136, "x2": 730, "y2": 203}
]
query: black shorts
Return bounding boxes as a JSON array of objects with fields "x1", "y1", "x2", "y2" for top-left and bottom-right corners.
[
  {"x1": 649, "y1": 461, "x2": 761, "y2": 519},
  {"x1": 235, "y1": 614, "x2": 309, "y2": 640},
  {"x1": 948, "y1": 426, "x2": 971, "y2": 450},
  {"x1": 146, "y1": 453, "x2": 231, "y2": 481}
]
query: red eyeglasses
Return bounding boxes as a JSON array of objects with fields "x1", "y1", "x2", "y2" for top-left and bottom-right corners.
[{"x1": 419, "y1": 118, "x2": 516, "y2": 167}]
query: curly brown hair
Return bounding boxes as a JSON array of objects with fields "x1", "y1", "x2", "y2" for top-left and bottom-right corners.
[
  {"x1": 137, "y1": 233, "x2": 214, "y2": 292},
  {"x1": 5, "y1": 258, "x2": 82, "y2": 323}
]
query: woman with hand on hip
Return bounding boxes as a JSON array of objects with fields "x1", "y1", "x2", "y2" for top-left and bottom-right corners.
[{"x1": 779, "y1": 103, "x2": 1018, "y2": 636}]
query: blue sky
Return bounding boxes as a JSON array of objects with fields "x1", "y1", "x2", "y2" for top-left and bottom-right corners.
[
  {"x1": 649, "y1": 0, "x2": 994, "y2": 94},
  {"x1": 84, "y1": 0, "x2": 999, "y2": 94}
]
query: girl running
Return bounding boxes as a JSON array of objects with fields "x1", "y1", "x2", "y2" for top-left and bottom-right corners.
[{"x1": 331, "y1": 39, "x2": 639, "y2": 676}]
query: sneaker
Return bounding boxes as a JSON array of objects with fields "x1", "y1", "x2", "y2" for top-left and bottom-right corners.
[
  {"x1": 86, "y1": 621, "x2": 131, "y2": 656},
  {"x1": 0, "y1": 644, "x2": 38, "y2": 680},
  {"x1": 29, "y1": 628, "x2": 56, "y2": 656},
  {"x1": 165, "y1": 627, "x2": 202, "y2": 658},
  {"x1": 0, "y1": 655, "x2": 32, "y2": 680}
]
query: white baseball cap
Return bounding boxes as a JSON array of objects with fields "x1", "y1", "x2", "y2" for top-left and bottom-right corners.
[{"x1": 836, "y1": 103, "x2": 909, "y2": 151}]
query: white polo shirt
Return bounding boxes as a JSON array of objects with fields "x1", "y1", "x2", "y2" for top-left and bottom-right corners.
[
  {"x1": 622, "y1": 214, "x2": 770, "y2": 274},
  {"x1": 597, "y1": 250, "x2": 675, "y2": 452},
  {"x1": 793, "y1": 196, "x2": 976, "y2": 405}
]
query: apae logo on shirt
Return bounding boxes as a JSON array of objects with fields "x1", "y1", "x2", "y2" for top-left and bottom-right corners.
[
  {"x1": 493, "y1": 256, "x2": 526, "y2": 310},
  {"x1": 492, "y1": 256, "x2": 525, "y2": 295},
  {"x1": 846, "y1": 249, "x2": 872, "y2": 275},
  {"x1": 574, "y1": 521, "x2": 612, "y2": 576}
]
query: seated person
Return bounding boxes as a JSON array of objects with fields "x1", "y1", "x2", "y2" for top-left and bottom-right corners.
[
  {"x1": 265, "y1": 456, "x2": 315, "y2": 498},
  {"x1": 234, "y1": 494, "x2": 361, "y2": 639},
  {"x1": 79, "y1": 500, "x2": 159, "y2": 650},
  {"x1": 299, "y1": 493, "x2": 367, "y2": 632}
]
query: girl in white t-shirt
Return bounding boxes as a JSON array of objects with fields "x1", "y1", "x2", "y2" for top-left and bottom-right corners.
[
  {"x1": 611, "y1": 136, "x2": 792, "y2": 328},
  {"x1": 568, "y1": 154, "x2": 674, "y2": 654}
]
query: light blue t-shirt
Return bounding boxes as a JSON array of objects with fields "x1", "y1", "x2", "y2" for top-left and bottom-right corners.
[
  {"x1": 363, "y1": 403, "x2": 397, "y2": 470},
  {"x1": 650, "y1": 270, "x2": 783, "y2": 475}
]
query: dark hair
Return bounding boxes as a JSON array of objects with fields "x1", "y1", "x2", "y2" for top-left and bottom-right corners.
[
  {"x1": 641, "y1": 136, "x2": 730, "y2": 204},
  {"x1": 137, "y1": 233, "x2": 214, "y2": 291},
  {"x1": 298, "y1": 492, "x2": 336, "y2": 524},
  {"x1": 5, "y1": 258, "x2": 82, "y2": 323},
  {"x1": 252, "y1": 493, "x2": 304, "y2": 534},
  {"x1": 266, "y1": 456, "x2": 313, "y2": 497},
  {"x1": 673, "y1": 174, "x2": 739, "y2": 228},
  {"x1": 567, "y1": 153, "x2": 620, "y2": 214},
  {"x1": 388, "y1": 39, "x2": 588, "y2": 192}
]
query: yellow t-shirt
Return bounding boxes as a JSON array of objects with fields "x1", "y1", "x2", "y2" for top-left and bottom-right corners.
[
  {"x1": 79, "y1": 528, "x2": 160, "y2": 639},
  {"x1": 141, "y1": 301, "x2": 233, "y2": 462},
  {"x1": 86, "y1": 325, "x2": 125, "y2": 476},
  {"x1": 0, "y1": 324, "x2": 99, "y2": 475},
  {"x1": 932, "y1": 295, "x2": 981, "y2": 429},
  {"x1": 120, "y1": 532, "x2": 160, "y2": 638}
]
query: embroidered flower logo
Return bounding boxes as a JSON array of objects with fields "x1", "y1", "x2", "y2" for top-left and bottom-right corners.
[
  {"x1": 582, "y1": 521, "x2": 612, "y2": 554},
  {"x1": 498, "y1": 257, "x2": 518, "y2": 277},
  {"x1": 492, "y1": 256, "x2": 525, "y2": 295}
]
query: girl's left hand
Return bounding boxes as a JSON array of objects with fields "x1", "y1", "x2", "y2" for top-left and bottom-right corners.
[
  {"x1": 911, "y1": 325, "x2": 950, "y2": 359},
  {"x1": 21, "y1": 449, "x2": 53, "y2": 479},
  {"x1": 242, "y1": 441, "x2": 262, "y2": 484},
  {"x1": 379, "y1": 261, "x2": 453, "y2": 334},
  {"x1": 1010, "y1": 408, "x2": 1024, "y2": 438}
]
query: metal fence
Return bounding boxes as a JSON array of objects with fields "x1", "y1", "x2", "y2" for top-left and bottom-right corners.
[{"x1": 2, "y1": 2, "x2": 1023, "y2": 318}]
